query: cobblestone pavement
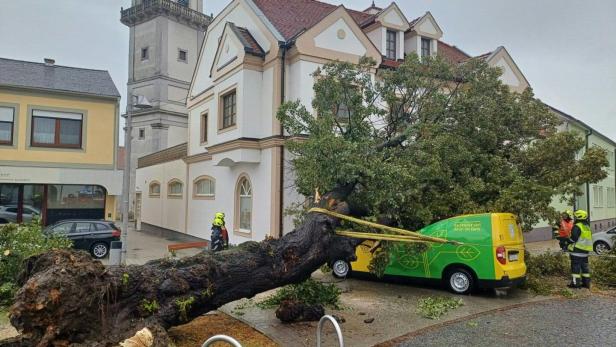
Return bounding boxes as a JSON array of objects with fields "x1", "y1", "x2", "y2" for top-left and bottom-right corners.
[{"x1": 396, "y1": 295, "x2": 616, "y2": 347}]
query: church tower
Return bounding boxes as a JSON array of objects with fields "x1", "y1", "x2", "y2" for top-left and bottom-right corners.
[{"x1": 120, "y1": 0, "x2": 211, "y2": 208}]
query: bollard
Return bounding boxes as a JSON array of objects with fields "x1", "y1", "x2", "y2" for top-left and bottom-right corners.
[{"x1": 109, "y1": 241, "x2": 122, "y2": 265}]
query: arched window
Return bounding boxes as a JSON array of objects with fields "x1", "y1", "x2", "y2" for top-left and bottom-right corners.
[
  {"x1": 167, "y1": 179, "x2": 183, "y2": 198},
  {"x1": 149, "y1": 181, "x2": 161, "y2": 197},
  {"x1": 193, "y1": 176, "x2": 215, "y2": 199},
  {"x1": 235, "y1": 175, "x2": 252, "y2": 232}
]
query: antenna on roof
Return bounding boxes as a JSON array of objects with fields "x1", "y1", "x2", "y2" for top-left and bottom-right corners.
[{"x1": 371, "y1": 0, "x2": 375, "y2": 6}]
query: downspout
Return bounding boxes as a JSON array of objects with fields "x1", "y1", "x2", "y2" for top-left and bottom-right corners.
[
  {"x1": 585, "y1": 129, "x2": 592, "y2": 219},
  {"x1": 278, "y1": 42, "x2": 288, "y2": 238}
]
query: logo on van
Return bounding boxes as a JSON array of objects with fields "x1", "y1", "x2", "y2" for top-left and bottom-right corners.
[{"x1": 455, "y1": 245, "x2": 480, "y2": 261}]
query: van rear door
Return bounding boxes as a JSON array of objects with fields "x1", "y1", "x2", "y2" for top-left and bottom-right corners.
[{"x1": 491, "y1": 214, "x2": 526, "y2": 280}]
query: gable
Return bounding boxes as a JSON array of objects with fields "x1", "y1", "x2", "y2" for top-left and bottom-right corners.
[
  {"x1": 189, "y1": 0, "x2": 278, "y2": 102},
  {"x1": 314, "y1": 18, "x2": 366, "y2": 56},
  {"x1": 486, "y1": 47, "x2": 530, "y2": 93},
  {"x1": 377, "y1": 3, "x2": 409, "y2": 31},
  {"x1": 295, "y1": 6, "x2": 381, "y2": 65},
  {"x1": 216, "y1": 33, "x2": 241, "y2": 70},
  {"x1": 419, "y1": 19, "x2": 438, "y2": 36},
  {"x1": 411, "y1": 12, "x2": 443, "y2": 39}
]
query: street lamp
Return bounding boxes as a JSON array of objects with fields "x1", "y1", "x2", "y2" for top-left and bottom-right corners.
[{"x1": 120, "y1": 95, "x2": 151, "y2": 265}]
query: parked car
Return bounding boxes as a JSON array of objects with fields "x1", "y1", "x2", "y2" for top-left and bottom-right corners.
[
  {"x1": 44, "y1": 220, "x2": 121, "y2": 258},
  {"x1": 0, "y1": 205, "x2": 41, "y2": 223},
  {"x1": 330, "y1": 213, "x2": 527, "y2": 295},
  {"x1": 593, "y1": 226, "x2": 616, "y2": 255}
]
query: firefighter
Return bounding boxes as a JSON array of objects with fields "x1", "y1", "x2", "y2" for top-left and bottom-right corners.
[
  {"x1": 566, "y1": 209, "x2": 592, "y2": 289},
  {"x1": 554, "y1": 210, "x2": 574, "y2": 251},
  {"x1": 210, "y1": 217, "x2": 224, "y2": 252},
  {"x1": 215, "y1": 212, "x2": 229, "y2": 249}
]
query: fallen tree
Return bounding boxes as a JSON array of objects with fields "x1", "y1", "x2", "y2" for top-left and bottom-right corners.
[
  {"x1": 2, "y1": 54, "x2": 609, "y2": 346},
  {"x1": 3, "y1": 197, "x2": 359, "y2": 347}
]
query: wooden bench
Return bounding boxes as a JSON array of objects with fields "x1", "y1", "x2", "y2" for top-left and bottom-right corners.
[{"x1": 167, "y1": 241, "x2": 209, "y2": 252}]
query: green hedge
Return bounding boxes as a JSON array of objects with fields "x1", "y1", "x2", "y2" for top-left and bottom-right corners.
[{"x1": 0, "y1": 221, "x2": 72, "y2": 305}]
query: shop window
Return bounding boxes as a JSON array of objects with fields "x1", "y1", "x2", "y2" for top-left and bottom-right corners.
[{"x1": 46, "y1": 185, "x2": 105, "y2": 210}]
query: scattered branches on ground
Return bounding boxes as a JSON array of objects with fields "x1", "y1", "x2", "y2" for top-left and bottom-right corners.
[
  {"x1": 417, "y1": 296, "x2": 464, "y2": 320},
  {"x1": 256, "y1": 278, "x2": 342, "y2": 310}
]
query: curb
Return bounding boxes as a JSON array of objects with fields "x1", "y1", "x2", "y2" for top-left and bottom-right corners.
[{"x1": 373, "y1": 296, "x2": 560, "y2": 347}]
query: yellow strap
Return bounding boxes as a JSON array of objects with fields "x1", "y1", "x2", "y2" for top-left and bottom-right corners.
[
  {"x1": 335, "y1": 230, "x2": 435, "y2": 244},
  {"x1": 309, "y1": 207, "x2": 460, "y2": 245}
]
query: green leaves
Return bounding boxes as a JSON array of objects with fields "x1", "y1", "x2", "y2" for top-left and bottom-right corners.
[
  {"x1": 278, "y1": 53, "x2": 609, "y2": 271},
  {"x1": 0, "y1": 220, "x2": 72, "y2": 305}
]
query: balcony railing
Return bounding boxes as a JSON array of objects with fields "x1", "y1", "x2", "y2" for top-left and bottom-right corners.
[{"x1": 121, "y1": 0, "x2": 211, "y2": 30}]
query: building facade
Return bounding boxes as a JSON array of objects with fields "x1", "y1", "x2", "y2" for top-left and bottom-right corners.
[
  {"x1": 135, "y1": 0, "x2": 614, "y2": 243},
  {"x1": 120, "y1": 0, "x2": 211, "y2": 211},
  {"x1": 135, "y1": 0, "x2": 533, "y2": 243},
  {"x1": 0, "y1": 58, "x2": 122, "y2": 225}
]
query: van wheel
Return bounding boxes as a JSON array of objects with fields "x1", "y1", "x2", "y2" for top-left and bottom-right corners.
[
  {"x1": 91, "y1": 242, "x2": 109, "y2": 259},
  {"x1": 332, "y1": 260, "x2": 351, "y2": 278},
  {"x1": 446, "y1": 268, "x2": 474, "y2": 295}
]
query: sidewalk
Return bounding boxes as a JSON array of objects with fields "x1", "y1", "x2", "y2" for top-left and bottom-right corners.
[
  {"x1": 524, "y1": 239, "x2": 561, "y2": 255},
  {"x1": 103, "y1": 226, "x2": 203, "y2": 265}
]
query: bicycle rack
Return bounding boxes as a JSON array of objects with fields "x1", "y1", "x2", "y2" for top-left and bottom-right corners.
[
  {"x1": 201, "y1": 334, "x2": 242, "y2": 347},
  {"x1": 316, "y1": 314, "x2": 345, "y2": 347}
]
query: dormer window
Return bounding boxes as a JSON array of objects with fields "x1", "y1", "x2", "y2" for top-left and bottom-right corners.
[
  {"x1": 386, "y1": 30, "x2": 397, "y2": 59},
  {"x1": 421, "y1": 38, "x2": 431, "y2": 58}
]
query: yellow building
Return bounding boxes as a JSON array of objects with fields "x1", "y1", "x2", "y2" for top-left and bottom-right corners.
[{"x1": 0, "y1": 57, "x2": 122, "y2": 225}]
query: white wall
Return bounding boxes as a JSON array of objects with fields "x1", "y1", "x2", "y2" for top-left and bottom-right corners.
[
  {"x1": 286, "y1": 60, "x2": 322, "y2": 115},
  {"x1": 186, "y1": 148, "x2": 275, "y2": 243},
  {"x1": 404, "y1": 34, "x2": 419, "y2": 55},
  {"x1": 191, "y1": 2, "x2": 272, "y2": 97},
  {"x1": 135, "y1": 159, "x2": 187, "y2": 233},
  {"x1": 366, "y1": 27, "x2": 383, "y2": 56},
  {"x1": 167, "y1": 20, "x2": 201, "y2": 82},
  {"x1": 314, "y1": 18, "x2": 367, "y2": 56}
]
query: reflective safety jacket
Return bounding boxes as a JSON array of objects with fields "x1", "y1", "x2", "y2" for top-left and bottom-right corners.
[
  {"x1": 557, "y1": 219, "x2": 574, "y2": 238},
  {"x1": 568, "y1": 221, "x2": 593, "y2": 253}
]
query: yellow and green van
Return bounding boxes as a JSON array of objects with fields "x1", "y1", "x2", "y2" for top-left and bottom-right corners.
[{"x1": 330, "y1": 213, "x2": 527, "y2": 294}]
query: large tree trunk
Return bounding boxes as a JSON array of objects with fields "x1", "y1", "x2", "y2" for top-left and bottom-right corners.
[{"x1": 2, "y1": 201, "x2": 360, "y2": 347}]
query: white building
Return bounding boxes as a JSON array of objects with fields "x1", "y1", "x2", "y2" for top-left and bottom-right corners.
[{"x1": 135, "y1": 0, "x2": 560, "y2": 244}]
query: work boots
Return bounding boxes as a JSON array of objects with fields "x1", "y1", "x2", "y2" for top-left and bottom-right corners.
[
  {"x1": 567, "y1": 278, "x2": 581, "y2": 289},
  {"x1": 582, "y1": 277, "x2": 591, "y2": 289}
]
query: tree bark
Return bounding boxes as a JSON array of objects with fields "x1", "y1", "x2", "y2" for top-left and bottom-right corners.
[{"x1": 2, "y1": 202, "x2": 360, "y2": 347}]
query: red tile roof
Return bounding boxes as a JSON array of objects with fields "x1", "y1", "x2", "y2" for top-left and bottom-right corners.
[
  {"x1": 380, "y1": 58, "x2": 402, "y2": 68},
  {"x1": 252, "y1": 0, "x2": 374, "y2": 40},
  {"x1": 437, "y1": 41, "x2": 471, "y2": 65},
  {"x1": 230, "y1": 23, "x2": 265, "y2": 57}
]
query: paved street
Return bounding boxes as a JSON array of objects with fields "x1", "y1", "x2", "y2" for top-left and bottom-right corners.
[
  {"x1": 221, "y1": 271, "x2": 548, "y2": 347},
  {"x1": 395, "y1": 296, "x2": 616, "y2": 347}
]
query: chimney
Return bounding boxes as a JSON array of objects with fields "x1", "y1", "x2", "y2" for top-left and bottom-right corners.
[{"x1": 44, "y1": 58, "x2": 55, "y2": 66}]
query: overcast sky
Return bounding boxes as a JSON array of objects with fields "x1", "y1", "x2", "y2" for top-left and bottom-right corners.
[{"x1": 0, "y1": 0, "x2": 614, "y2": 142}]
